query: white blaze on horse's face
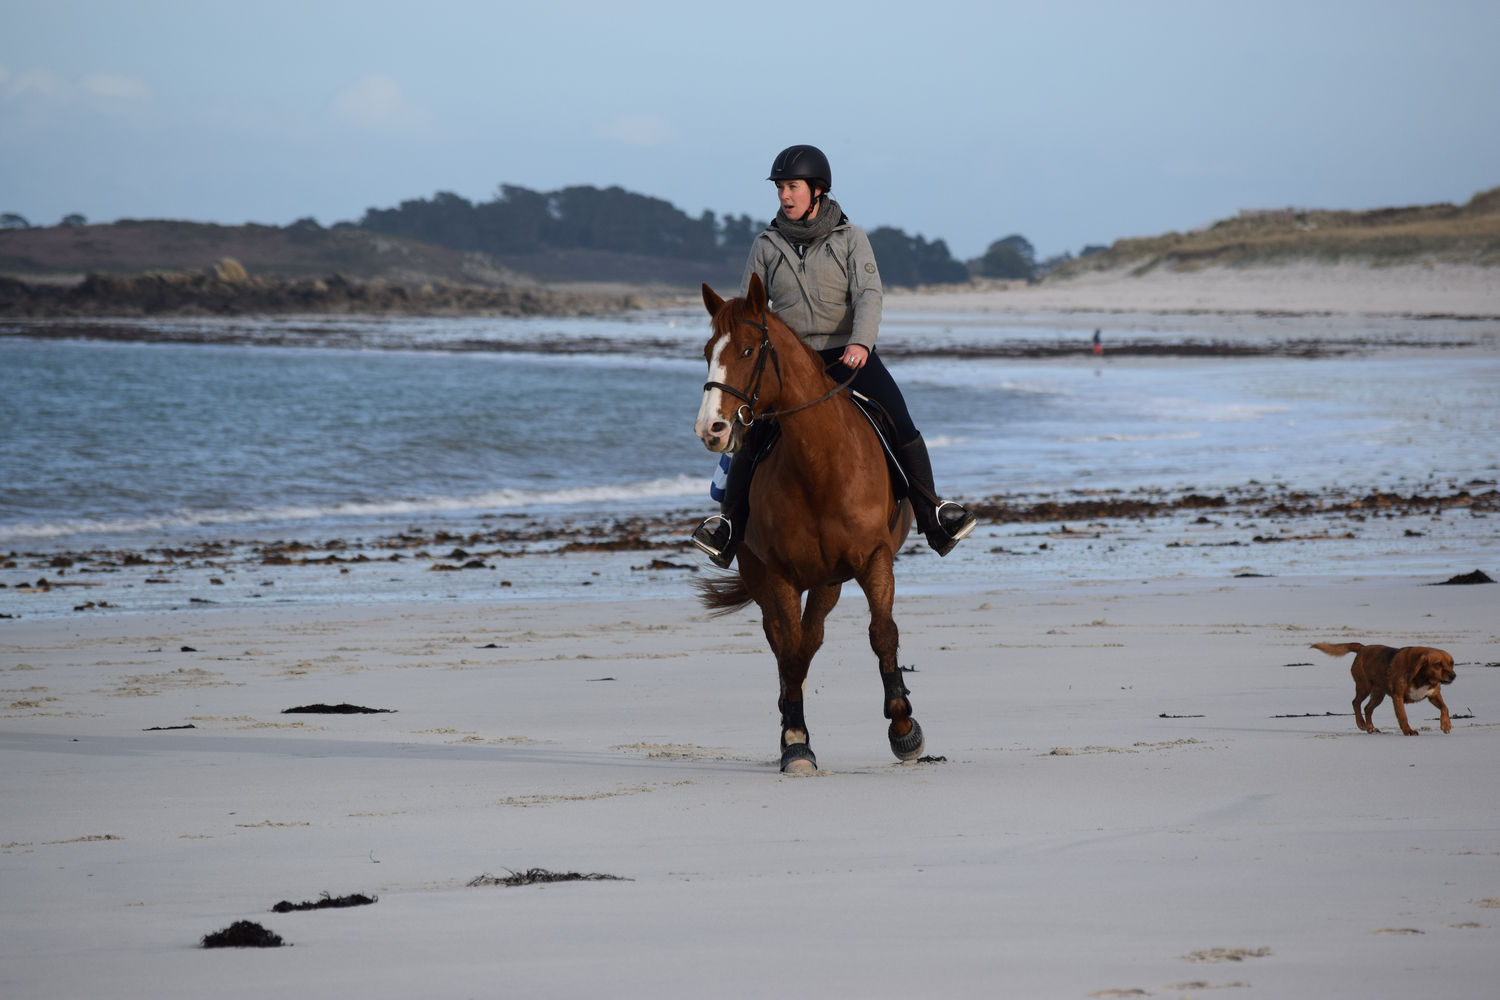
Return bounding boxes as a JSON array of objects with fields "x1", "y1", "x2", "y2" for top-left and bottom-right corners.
[{"x1": 695, "y1": 328, "x2": 741, "y2": 453}]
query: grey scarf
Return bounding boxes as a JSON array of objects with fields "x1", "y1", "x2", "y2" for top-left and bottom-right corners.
[{"x1": 772, "y1": 195, "x2": 845, "y2": 247}]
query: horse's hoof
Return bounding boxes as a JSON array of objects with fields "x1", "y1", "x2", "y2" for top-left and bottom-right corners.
[
  {"x1": 889, "y1": 718, "x2": 925, "y2": 761},
  {"x1": 780, "y1": 742, "x2": 818, "y2": 774}
]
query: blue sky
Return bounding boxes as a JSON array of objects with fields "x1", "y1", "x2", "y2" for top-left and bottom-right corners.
[{"x1": 3, "y1": 0, "x2": 1497, "y2": 260}]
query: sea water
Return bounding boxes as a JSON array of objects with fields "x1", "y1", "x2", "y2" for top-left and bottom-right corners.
[{"x1": 2, "y1": 308, "x2": 1498, "y2": 608}]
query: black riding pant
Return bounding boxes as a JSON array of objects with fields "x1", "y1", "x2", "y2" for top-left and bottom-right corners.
[{"x1": 817, "y1": 346, "x2": 919, "y2": 446}]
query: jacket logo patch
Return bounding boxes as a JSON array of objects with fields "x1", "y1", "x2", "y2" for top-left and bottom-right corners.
[{"x1": 863, "y1": 262, "x2": 876, "y2": 274}]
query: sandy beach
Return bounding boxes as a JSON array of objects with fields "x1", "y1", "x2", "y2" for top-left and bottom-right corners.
[
  {"x1": 891, "y1": 262, "x2": 1500, "y2": 324},
  {"x1": 4, "y1": 263, "x2": 1499, "y2": 999},
  {"x1": 3, "y1": 576, "x2": 1497, "y2": 999}
]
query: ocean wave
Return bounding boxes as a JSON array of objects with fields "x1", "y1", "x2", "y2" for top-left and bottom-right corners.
[
  {"x1": 922, "y1": 435, "x2": 971, "y2": 449},
  {"x1": 1058, "y1": 432, "x2": 1203, "y2": 443},
  {"x1": 0, "y1": 475, "x2": 705, "y2": 543},
  {"x1": 1137, "y1": 398, "x2": 1293, "y2": 422}
]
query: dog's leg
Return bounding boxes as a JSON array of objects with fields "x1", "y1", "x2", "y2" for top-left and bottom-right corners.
[
  {"x1": 1351, "y1": 668, "x2": 1372, "y2": 732},
  {"x1": 1361, "y1": 691, "x2": 1384, "y2": 733},
  {"x1": 1431, "y1": 691, "x2": 1452, "y2": 734},
  {"x1": 1391, "y1": 690, "x2": 1419, "y2": 735}
]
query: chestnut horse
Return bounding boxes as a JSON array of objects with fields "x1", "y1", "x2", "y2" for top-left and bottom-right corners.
[{"x1": 694, "y1": 274, "x2": 924, "y2": 774}]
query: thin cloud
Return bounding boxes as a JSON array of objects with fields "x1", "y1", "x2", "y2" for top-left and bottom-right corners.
[
  {"x1": 2, "y1": 66, "x2": 150, "y2": 105},
  {"x1": 3, "y1": 67, "x2": 72, "y2": 101},
  {"x1": 79, "y1": 73, "x2": 152, "y2": 102},
  {"x1": 330, "y1": 74, "x2": 433, "y2": 135},
  {"x1": 597, "y1": 112, "x2": 676, "y2": 148}
]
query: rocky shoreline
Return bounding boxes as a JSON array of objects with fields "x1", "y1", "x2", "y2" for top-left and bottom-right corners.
[
  {"x1": 6, "y1": 311, "x2": 1494, "y2": 361},
  {"x1": 0, "y1": 266, "x2": 678, "y2": 318},
  {"x1": 4, "y1": 482, "x2": 1494, "y2": 616}
]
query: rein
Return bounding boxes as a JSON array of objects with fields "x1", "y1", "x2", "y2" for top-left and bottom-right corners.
[{"x1": 703, "y1": 309, "x2": 856, "y2": 428}]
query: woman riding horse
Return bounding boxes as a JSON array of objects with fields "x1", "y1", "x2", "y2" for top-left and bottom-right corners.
[{"x1": 691, "y1": 144, "x2": 976, "y2": 568}]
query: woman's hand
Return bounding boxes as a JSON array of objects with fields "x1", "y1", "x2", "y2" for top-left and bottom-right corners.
[{"x1": 840, "y1": 344, "x2": 869, "y2": 369}]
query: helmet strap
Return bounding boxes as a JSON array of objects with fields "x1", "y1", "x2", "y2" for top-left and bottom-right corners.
[{"x1": 798, "y1": 189, "x2": 822, "y2": 222}]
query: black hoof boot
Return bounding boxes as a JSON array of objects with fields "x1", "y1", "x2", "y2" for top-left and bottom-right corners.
[
  {"x1": 779, "y1": 741, "x2": 818, "y2": 774},
  {"x1": 690, "y1": 515, "x2": 735, "y2": 569},
  {"x1": 888, "y1": 718, "x2": 926, "y2": 761}
]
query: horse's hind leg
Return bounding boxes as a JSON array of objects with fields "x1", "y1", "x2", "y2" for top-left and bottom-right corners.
[{"x1": 862, "y1": 550, "x2": 925, "y2": 761}]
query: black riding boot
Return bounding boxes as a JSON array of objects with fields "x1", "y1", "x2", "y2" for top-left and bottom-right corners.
[
  {"x1": 690, "y1": 441, "x2": 754, "y2": 568},
  {"x1": 895, "y1": 434, "x2": 977, "y2": 556}
]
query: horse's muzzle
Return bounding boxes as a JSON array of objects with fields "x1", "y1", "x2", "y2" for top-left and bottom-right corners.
[{"x1": 698, "y1": 418, "x2": 741, "y2": 454}]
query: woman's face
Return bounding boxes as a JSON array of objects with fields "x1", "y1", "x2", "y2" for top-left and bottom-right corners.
[{"x1": 775, "y1": 179, "x2": 819, "y2": 218}]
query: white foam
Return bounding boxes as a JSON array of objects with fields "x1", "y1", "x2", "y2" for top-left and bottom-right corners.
[
  {"x1": 0, "y1": 475, "x2": 703, "y2": 543},
  {"x1": 1058, "y1": 431, "x2": 1203, "y2": 443}
]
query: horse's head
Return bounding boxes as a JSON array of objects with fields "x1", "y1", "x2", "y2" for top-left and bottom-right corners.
[{"x1": 694, "y1": 273, "x2": 776, "y2": 454}]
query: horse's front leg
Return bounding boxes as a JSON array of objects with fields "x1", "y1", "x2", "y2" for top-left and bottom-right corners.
[
  {"x1": 862, "y1": 549, "x2": 925, "y2": 761},
  {"x1": 762, "y1": 581, "x2": 836, "y2": 775}
]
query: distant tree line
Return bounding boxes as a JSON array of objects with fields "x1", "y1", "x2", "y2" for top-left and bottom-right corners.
[
  {"x1": 867, "y1": 227, "x2": 969, "y2": 286},
  {"x1": 1, "y1": 212, "x2": 87, "y2": 228},
  {"x1": 4, "y1": 185, "x2": 1076, "y2": 287},
  {"x1": 972, "y1": 234, "x2": 1107, "y2": 280},
  {"x1": 357, "y1": 186, "x2": 760, "y2": 264},
  {"x1": 354, "y1": 184, "x2": 1028, "y2": 287}
]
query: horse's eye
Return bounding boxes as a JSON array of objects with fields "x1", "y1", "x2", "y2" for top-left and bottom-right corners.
[{"x1": 740, "y1": 347, "x2": 754, "y2": 359}]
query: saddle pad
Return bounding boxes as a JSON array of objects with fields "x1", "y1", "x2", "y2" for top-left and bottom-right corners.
[{"x1": 849, "y1": 390, "x2": 910, "y2": 500}]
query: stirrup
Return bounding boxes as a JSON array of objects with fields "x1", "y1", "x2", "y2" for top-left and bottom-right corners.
[
  {"x1": 925, "y1": 501, "x2": 977, "y2": 557},
  {"x1": 690, "y1": 515, "x2": 735, "y2": 568}
]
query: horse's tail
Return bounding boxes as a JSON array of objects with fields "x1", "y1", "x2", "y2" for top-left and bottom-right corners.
[{"x1": 695, "y1": 573, "x2": 753, "y2": 617}]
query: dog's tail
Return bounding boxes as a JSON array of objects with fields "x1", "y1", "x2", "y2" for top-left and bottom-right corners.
[{"x1": 1311, "y1": 641, "x2": 1365, "y2": 657}]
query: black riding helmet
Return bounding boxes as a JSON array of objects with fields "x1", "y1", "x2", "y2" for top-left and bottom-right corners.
[{"x1": 768, "y1": 144, "x2": 832, "y2": 196}]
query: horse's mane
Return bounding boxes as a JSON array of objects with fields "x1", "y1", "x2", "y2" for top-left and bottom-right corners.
[
  {"x1": 714, "y1": 291, "x2": 763, "y2": 338},
  {"x1": 718, "y1": 291, "x2": 829, "y2": 373}
]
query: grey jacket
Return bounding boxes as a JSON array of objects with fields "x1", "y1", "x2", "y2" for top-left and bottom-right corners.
[{"x1": 739, "y1": 217, "x2": 883, "y2": 352}]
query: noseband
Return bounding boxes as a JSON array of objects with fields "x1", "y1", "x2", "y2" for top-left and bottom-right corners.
[{"x1": 702, "y1": 309, "x2": 856, "y2": 428}]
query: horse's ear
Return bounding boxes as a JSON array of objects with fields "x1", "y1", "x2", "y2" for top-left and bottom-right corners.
[
  {"x1": 702, "y1": 283, "x2": 725, "y2": 316},
  {"x1": 746, "y1": 272, "x2": 767, "y2": 314}
]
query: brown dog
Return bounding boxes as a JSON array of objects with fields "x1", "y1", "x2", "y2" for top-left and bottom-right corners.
[{"x1": 1311, "y1": 641, "x2": 1456, "y2": 735}]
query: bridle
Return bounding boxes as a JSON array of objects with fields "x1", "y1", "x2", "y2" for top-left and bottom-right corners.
[{"x1": 702, "y1": 307, "x2": 856, "y2": 429}]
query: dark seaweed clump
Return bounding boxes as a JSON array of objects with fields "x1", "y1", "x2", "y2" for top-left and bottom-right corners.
[
  {"x1": 272, "y1": 892, "x2": 377, "y2": 913},
  {"x1": 1431, "y1": 569, "x2": 1495, "y2": 585},
  {"x1": 201, "y1": 920, "x2": 284, "y2": 948},
  {"x1": 282, "y1": 703, "x2": 395, "y2": 714},
  {"x1": 467, "y1": 868, "x2": 630, "y2": 887}
]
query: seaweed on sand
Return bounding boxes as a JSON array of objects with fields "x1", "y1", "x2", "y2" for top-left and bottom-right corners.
[
  {"x1": 271, "y1": 892, "x2": 377, "y2": 913},
  {"x1": 467, "y1": 868, "x2": 631, "y2": 888},
  {"x1": 1432, "y1": 569, "x2": 1495, "y2": 585},
  {"x1": 201, "y1": 920, "x2": 284, "y2": 948}
]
